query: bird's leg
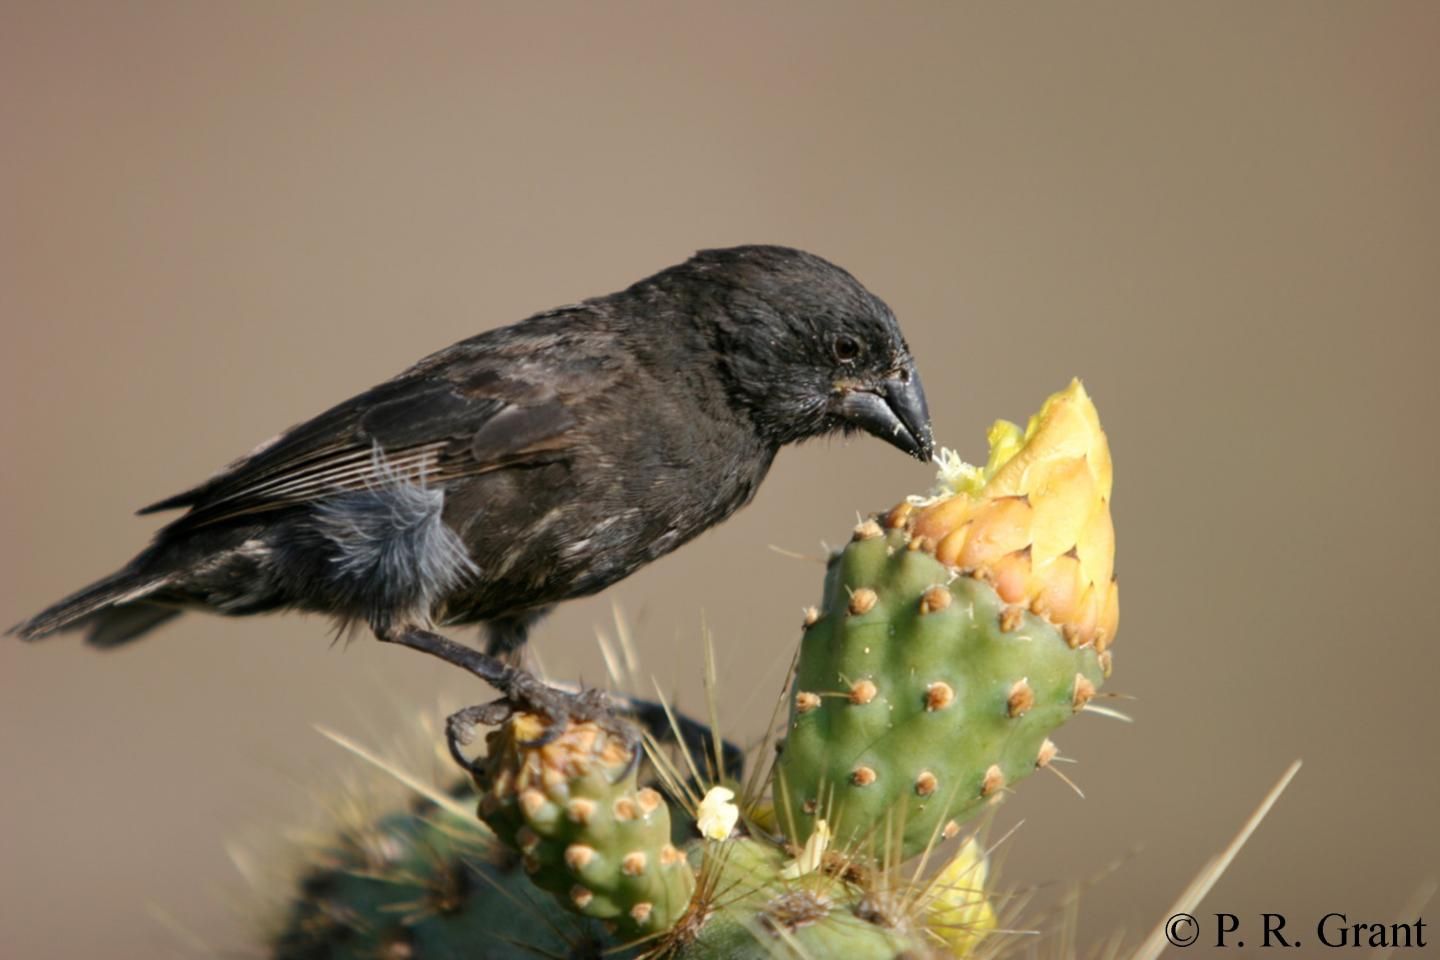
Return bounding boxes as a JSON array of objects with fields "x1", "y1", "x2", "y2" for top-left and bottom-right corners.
[
  {"x1": 380, "y1": 627, "x2": 742, "y2": 782},
  {"x1": 379, "y1": 626, "x2": 520, "y2": 688},
  {"x1": 378, "y1": 625, "x2": 637, "y2": 757},
  {"x1": 483, "y1": 607, "x2": 553, "y2": 661}
]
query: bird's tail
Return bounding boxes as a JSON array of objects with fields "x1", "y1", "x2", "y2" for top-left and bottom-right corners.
[{"x1": 9, "y1": 567, "x2": 182, "y2": 647}]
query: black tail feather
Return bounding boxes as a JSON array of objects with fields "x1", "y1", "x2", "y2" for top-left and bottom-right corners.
[
  {"x1": 83, "y1": 605, "x2": 184, "y2": 647},
  {"x1": 9, "y1": 568, "x2": 178, "y2": 646}
]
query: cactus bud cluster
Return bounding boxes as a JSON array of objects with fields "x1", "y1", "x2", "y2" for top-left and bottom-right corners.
[{"x1": 472, "y1": 712, "x2": 695, "y2": 938}]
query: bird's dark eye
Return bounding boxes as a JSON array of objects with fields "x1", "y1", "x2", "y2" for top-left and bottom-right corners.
[{"x1": 833, "y1": 334, "x2": 863, "y2": 364}]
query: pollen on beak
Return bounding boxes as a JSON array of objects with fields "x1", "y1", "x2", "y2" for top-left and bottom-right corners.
[{"x1": 835, "y1": 365, "x2": 934, "y2": 461}]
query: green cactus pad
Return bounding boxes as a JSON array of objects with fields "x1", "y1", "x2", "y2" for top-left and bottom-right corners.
[
  {"x1": 276, "y1": 797, "x2": 981, "y2": 959},
  {"x1": 662, "y1": 838, "x2": 946, "y2": 959},
  {"x1": 774, "y1": 525, "x2": 1104, "y2": 861},
  {"x1": 272, "y1": 797, "x2": 602, "y2": 960},
  {"x1": 473, "y1": 712, "x2": 696, "y2": 938}
]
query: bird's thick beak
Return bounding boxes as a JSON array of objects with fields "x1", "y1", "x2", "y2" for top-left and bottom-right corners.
[{"x1": 835, "y1": 366, "x2": 935, "y2": 461}]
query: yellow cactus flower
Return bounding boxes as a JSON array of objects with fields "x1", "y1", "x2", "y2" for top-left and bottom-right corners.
[
  {"x1": 889, "y1": 379, "x2": 1119, "y2": 654},
  {"x1": 780, "y1": 818, "x2": 832, "y2": 879},
  {"x1": 927, "y1": 836, "x2": 998, "y2": 955},
  {"x1": 696, "y1": 786, "x2": 740, "y2": 841}
]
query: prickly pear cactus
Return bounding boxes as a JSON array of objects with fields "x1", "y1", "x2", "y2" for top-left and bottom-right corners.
[
  {"x1": 270, "y1": 380, "x2": 1119, "y2": 960},
  {"x1": 274, "y1": 777, "x2": 995, "y2": 959},
  {"x1": 465, "y1": 710, "x2": 997, "y2": 958},
  {"x1": 271, "y1": 794, "x2": 606, "y2": 960},
  {"x1": 775, "y1": 380, "x2": 1118, "y2": 860},
  {"x1": 663, "y1": 838, "x2": 959, "y2": 959},
  {"x1": 473, "y1": 711, "x2": 696, "y2": 939}
]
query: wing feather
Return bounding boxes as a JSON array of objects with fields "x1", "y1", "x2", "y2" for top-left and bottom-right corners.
[
  {"x1": 145, "y1": 377, "x2": 573, "y2": 528},
  {"x1": 140, "y1": 306, "x2": 622, "y2": 529}
]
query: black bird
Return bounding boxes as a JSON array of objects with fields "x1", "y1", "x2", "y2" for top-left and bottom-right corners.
[{"x1": 11, "y1": 245, "x2": 932, "y2": 719}]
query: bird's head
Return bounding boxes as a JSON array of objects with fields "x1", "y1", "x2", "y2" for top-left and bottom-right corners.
[{"x1": 676, "y1": 245, "x2": 934, "y2": 461}]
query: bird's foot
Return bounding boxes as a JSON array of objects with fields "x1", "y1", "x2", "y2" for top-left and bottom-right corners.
[
  {"x1": 379, "y1": 624, "x2": 738, "y2": 782},
  {"x1": 445, "y1": 682, "x2": 639, "y2": 777},
  {"x1": 443, "y1": 700, "x2": 509, "y2": 775},
  {"x1": 378, "y1": 625, "x2": 634, "y2": 771}
]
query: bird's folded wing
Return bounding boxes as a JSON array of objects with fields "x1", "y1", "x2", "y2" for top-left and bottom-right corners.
[{"x1": 140, "y1": 374, "x2": 576, "y2": 528}]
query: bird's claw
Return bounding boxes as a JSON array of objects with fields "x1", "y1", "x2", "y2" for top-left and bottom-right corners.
[
  {"x1": 444, "y1": 699, "x2": 514, "y2": 775},
  {"x1": 445, "y1": 670, "x2": 641, "y2": 775},
  {"x1": 391, "y1": 624, "x2": 722, "y2": 783}
]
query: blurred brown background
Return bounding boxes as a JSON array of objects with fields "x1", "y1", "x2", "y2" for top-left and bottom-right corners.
[{"x1": 3, "y1": 3, "x2": 1437, "y2": 957}]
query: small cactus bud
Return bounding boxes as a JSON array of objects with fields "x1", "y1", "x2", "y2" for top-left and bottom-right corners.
[
  {"x1": 1006, "y1": 678, "x2": 1034, "y2": 718},
  {"x1": 564, "y1": 844, "x2": 595, "y2": 871},
  {"x1": 980, "y1": 764, "x2": 1005, "y2": 797},
  {"x1": 519, "y1": 788, "x2": 547, "y2": 819},
  {"x1": 853, "y1": 518, "x2": 884, "y2": 541},
  {"x1": 849, "y1": 679, "x2": 878, "y2": 705},
  {"x1": 925, "y1": 681, "x2": 955, "y2": 711},
  {"x1": 849, "y1": 587, "x2": 878, "y2": 616},
  {"x1": 885, "y1": 502, "x2": 912, "y2": 529},
  {"x1": 920, "y1": 584, "x2": 952, "y2": 614}
]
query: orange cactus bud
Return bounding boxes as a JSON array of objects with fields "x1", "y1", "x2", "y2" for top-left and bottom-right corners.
[
  {"x1": 955, "y1": 496, "x2": 1033, "y2": 570},
  {"x1": 897, "y1": 380, "x2": 1118, "y2": 653},
  {"x1": 913, "y1": 495, "x2": 976, "y2": 546},
  {"x1": 989, "y1": 546, "x2": 1033, "y2": 605}
]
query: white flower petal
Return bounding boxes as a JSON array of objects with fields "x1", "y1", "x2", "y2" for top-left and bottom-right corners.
[
  {"x1": 696, "y1": 786, "x2": 739, "y2": 842},
  {"x1": 780, "y1": 819, "x2": 831, "y2": 879}
]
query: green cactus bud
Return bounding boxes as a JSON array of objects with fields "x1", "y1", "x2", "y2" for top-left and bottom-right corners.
[
  {"x1": 659, "y1": 838, "x2": 961, "y2": 959},
  {"x1": 473, "y1": 711, "x2": 695, "y2": 939},
  {"x1": 775, "y1": 527, "x2": 1105, "y2": 861}
]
